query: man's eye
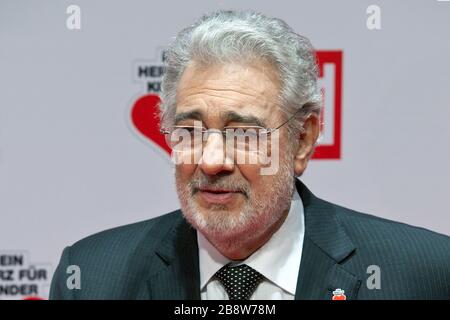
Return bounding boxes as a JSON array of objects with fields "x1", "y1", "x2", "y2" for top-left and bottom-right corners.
[
  {"x1": 175, "y1": 126, "x2": 203, "y2": 133},
  {"x1": 226, "y1": 127, "x2": 263, "y2": 136}
]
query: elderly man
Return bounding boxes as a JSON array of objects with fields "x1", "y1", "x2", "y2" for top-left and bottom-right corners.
[{"x1": 50, "y1": 10, "x2": 450, "y2": 300}]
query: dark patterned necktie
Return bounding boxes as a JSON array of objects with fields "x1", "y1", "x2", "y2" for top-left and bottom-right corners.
[{"x1": 214, "y1": 263, "x2": 265, "y2": 300}]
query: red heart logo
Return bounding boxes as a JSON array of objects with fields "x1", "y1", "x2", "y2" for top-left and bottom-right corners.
[{"x1": 130, "y1": 94, "x2": 171, "y2": 154}]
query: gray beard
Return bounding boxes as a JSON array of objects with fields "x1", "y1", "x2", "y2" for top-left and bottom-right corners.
[{"x1": 176, "y1": 161, "x2": 295, "y2": 252}]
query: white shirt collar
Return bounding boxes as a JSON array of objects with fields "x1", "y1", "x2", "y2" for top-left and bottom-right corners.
[{"x1": 197, "y1": 189, "x2": 305, "y2": 295}]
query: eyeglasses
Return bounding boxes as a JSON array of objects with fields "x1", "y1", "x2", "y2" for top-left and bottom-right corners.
[{"x1": 160, "y1": 108, "x2": 306, "y2": 154}]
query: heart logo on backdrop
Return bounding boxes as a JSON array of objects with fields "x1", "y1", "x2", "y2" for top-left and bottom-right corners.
[{"x1": 130, "y1": 94, "x2": 171, "y2": 154}]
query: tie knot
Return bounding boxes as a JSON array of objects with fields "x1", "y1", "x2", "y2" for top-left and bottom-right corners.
[{"x1": 213, "y1": 263, "x2": 265, "y2": 300}]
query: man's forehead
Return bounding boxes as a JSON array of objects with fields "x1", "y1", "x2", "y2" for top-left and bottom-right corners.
[
  {"x1": 174, "y1": 60, "x2": 283, "y2": 125},
  {"x1": 176, "y1": 61, "x2": 281, "y2": 103}
]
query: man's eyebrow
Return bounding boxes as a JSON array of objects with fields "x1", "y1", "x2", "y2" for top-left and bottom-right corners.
[
  {"x1": 173, "y1": 109, "x2": 267, "y2": 128},
  {"x1": 174, "y1": 110, "x2": 203, "y2": 124},
  {"x1": 223, "y1": 111, "x2": 267, "y2": 128}
]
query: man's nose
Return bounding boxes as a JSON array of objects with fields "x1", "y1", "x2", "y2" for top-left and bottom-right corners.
[{"x1": 199, "y1": 133, "x2": 234, "y2": 176}]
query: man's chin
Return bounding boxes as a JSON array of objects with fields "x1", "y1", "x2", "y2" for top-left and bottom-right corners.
[
  {"x1": 183, "y1": 206, "x2": 248, "y2": 235},
  {"x1": 195, "y1": 207, "x2": 243, "y2": 227}
]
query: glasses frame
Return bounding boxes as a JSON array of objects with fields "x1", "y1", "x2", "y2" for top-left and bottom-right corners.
[{"x1": 160, "y1": 107, "x2": 306, "y2": 137}]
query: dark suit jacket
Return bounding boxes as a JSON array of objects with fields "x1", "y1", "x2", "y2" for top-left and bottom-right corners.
[{"x1": 50, "y1": 180, "x2": 450, "y2": 299}]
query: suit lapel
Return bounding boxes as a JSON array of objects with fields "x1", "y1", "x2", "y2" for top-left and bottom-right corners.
[
  {"x1": 294, "y1": 179, "x2": 362, "y2": 300},
  {"x1": 146, "y1": 213, "x2": 201, "y2": 299}
]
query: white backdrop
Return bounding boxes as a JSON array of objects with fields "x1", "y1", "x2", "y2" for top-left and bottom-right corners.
[{"x1": 1, "y1": 0, "x2": 449, "y2": 299}]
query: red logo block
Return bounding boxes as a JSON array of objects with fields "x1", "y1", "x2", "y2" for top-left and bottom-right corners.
[{"x1": 313, "y1": 51, "x2": 343, "y2": 160}]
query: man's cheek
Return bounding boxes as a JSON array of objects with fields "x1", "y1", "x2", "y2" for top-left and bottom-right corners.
[
  {"x1": 176, "y1": 164, "x2": 197, "y2": 180},
  {"x1": 236, "y1": 164, "x2": 263, "y2": 184}
]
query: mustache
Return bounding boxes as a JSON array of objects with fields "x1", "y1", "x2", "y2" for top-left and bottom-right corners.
[{"x1": 189, "y1": 174, "x2": 250, "y2": 197}]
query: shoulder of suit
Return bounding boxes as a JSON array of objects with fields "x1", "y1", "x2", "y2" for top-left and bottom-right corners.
[
  {"x1": 325, "y1": 199, "x2": 450, "y2": 258},
  {"x1": 67, "y1": 210, "x2": 183, "y2": 260}
]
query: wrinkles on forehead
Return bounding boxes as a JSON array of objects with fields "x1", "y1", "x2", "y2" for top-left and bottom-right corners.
[{"x1": 175, "y1": 60, "x2": 282, "y2": 127}]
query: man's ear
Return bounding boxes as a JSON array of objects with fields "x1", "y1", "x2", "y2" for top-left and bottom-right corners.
[{"x1": 294, "y1": 114, "x2": 320, "y2": 176}]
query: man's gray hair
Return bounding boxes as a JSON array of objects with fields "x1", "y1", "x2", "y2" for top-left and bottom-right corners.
[{"x1": 160, "y1": 10, "x2": 322, "y2": 135}]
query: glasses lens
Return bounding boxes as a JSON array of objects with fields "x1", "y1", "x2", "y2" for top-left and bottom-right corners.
[
  {"x1": 164, "y1": 126, "x2": 271, "y2": 158},
  {"x1": 225, "y1": 127, "x2": 269, "y2": 153},
  {"x1": 166, "y1": 126, "x2": 204, "y2": 152}
]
